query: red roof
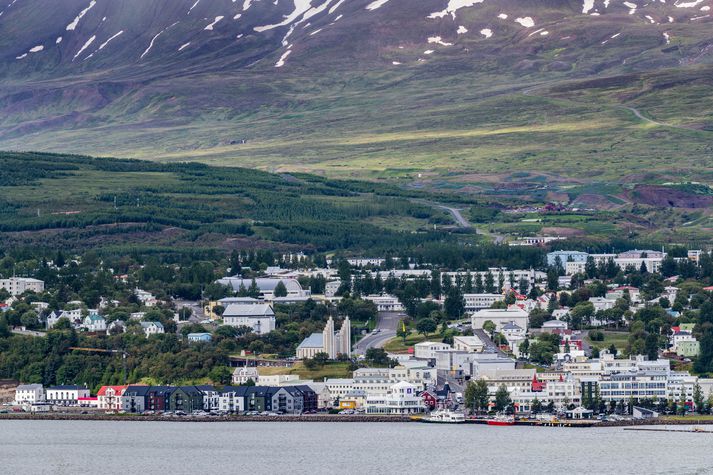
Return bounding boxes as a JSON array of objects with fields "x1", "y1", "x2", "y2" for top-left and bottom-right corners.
[
  {"x1": 531, "y1": 374, "x2": 545, "y2": 392},
  {"x1": 97, "y1": 385, "x2": 128, "y2": 396},
  {"x1": 703, "y1": 286, "x2": 713, "y2": 291}
]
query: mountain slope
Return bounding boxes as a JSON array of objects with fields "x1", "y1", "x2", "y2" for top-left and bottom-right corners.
[{"x1": 0, "y1": 0, "x2": 712, "y2": 186}]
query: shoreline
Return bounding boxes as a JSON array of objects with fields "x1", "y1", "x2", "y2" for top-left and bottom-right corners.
[
  {"x1": 0, "y1": 413, "x2": 414, "y2": 423},
  {"x1": 2, "y1": 412, "x2": 713, "y2": 427}
]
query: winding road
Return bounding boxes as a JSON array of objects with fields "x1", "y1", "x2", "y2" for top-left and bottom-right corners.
[
  {"x1": 620, "y1": 106, "x2": 697, "y2": 132},
  {"x1": 353, "y1": 311, "x2": 403, "y2": 356},
  {"x1": 437, "y1": 204, "x2": 506, "y2": 244}
]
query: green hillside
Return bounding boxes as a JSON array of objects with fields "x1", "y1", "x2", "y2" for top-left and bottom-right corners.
[{"x1": 0, "y1": 152, "x2": 474, "y2": 255}]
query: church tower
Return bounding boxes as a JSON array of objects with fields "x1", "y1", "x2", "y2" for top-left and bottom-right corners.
[{"x1": 323, "y1": 316, "x2": 335, "y2": 359}]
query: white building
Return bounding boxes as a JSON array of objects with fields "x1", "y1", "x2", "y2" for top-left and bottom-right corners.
[
  {"x1": 453, "y1": 336, "x2": 485, "y2": 353},
  {"x1": 216, "y1": 277, "x2": 310, "y2": 299},
  {"x1": 471, "y1": 308, "x2": 529, "y2": 332},
  {"x1": 81, "y1": 315, "x2": 107, "y2": 332},
  {"x1": 324, "y1": 379, "x2": 355, "y2": 399},
  {"x1": 46, "y1": 385, "x2": 90, "y2": 406},
  {"x1": 325, "y1": 281, "x2": 341, "y2": 298},
  {"x1": 0, "y1": 277, "x2": 44, "y2": 296},
  {"x1": 414, "y1": 341, "x2": 452, "y2": 360},
  {"x1": 258, "y1": 374, "x2": 301, "y2": 386},
  {"x1": 140, "y1": 321, "x2": 165, "y2": 337},
  {"x1": 222, "y1": 304, "x2": 276, "y2": 335},
  {"x1": 365, "y1": 381, "x2": 425, "y2": 415},
  {"x1": 232, "y1": 367, "x2": 259, "y2": 385},
  {"x1": 363, "y1": 295, "x2": 404, "y2": 312},
  {"x1": 463, "y1": 293, "x2": 505, "y2": 312},
  {"x1": 15, "y1": 384, "x2": 45, "y2": 404},
  {"x1": 134, "y1": 289, "x2": 158, "y2": 307}
]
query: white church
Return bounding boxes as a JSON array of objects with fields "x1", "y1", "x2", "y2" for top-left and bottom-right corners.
[{"x1": 296, "y1": 316, "x2": 351, "y2": 360}]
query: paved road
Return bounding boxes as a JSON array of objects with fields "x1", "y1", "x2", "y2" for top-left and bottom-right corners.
[
  {"x1": 353, "y1": 311, "x2": 403, "y2": 355},
  {"x1": 436, "y1": 205, "x2": 506, "y2": 244},
  {"x1": 438, "y1": 369, "x2": 465, "y2": 393},
  {"x1": 473, "y1": 329, "x2": 507, "y2": 357},
  {"x1": 439, "y1": 205, "x2": 470, "y2": 228}
]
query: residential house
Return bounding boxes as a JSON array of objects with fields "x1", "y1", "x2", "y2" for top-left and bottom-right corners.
[
  {"x1": 187, "y1": 333, "x2": 213, "y2": 343},
  {"x1": 14, "y1": 384, "x2": 45, "y2": 404},
  {"x1": 140, "y1": 321, "x2": 165, "y2": 338},
  {"x1": 97, "y1": 386, "x2": 128, "y2": 411},
  {"x1": 296, "y1": 385, "x2": 318, "y2": 413},
  {"x1": 232, "y1": 367, "x2": 260, "y2": 385},
  {"x1": 81, "y1": 315, "x2": 107, "y2": 332},
  {"x1": 168, "y1": 386, "x2": 206, "y2": 412},
  {"x1": 107, "y1": 320, "x2": 127, "y2": 334}
]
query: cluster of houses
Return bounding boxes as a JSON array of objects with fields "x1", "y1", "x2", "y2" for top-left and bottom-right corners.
[{"x1": 13, "y1": 383, "x2": 320, "y2": 415}]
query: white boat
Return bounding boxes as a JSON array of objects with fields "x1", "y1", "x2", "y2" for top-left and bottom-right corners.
[{"x1": 422, "y1": 409, "x2": 466, "y2": 424}]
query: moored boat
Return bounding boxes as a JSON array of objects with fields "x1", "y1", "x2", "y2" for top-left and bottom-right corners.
[
  {"x1": 421, "y1": 409, "x2": 467, "y2": 424},
  {"x1": 487, "y1": 415, "x2": 515, "y2": 426}
]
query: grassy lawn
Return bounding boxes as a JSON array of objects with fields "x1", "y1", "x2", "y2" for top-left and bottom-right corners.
[
  {"x1": 661, "y1": 415, "x2": 713, "y2": 422},
  {"x1": 383, "y1": 332, "x2": 442, "y2": 354},
  {"x1": 258, "y1": 362, "x2": 352, "y2": 381},
  {"x1": 587, "y1": 330, "x2": 630, "y2": 353}
]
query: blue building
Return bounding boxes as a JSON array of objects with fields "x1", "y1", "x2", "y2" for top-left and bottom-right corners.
[
  {"x1": 546, "y1": 251, "x2": 589, "y2": 268},
  {"x1": 187, "y1": 333, "x2": 213, "y2": 343}
]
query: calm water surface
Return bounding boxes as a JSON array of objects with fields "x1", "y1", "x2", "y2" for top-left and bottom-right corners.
[{"x1": 1, "y1": 420, "x2": 712, "y2": 474}]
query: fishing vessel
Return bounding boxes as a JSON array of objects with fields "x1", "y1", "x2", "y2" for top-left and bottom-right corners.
[
  {"x1": 487, "y1": 414, "x2": 516, "y2": 426},
  {"x1": 421, "y1": 409, "x2": 467, "y2": 424}
]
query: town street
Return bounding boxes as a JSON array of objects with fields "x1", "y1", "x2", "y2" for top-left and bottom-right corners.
[{"x1": 353, "y1": 311, "x2": 403, "y2": 355}]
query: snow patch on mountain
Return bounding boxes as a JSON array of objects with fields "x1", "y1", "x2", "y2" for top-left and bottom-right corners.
[
  {"x1": 255, "y1": 0, "x2": 316, "y2": 31},
  {"x1": 66, "y1": 0, "x2": 96, "y2": 31},
  {"x1": 428, "y1": 36, "x2": 453, "y2": 46},
  {"x1": 275, "y1": 47, "x2": 292, "y2": 67},
  {"x1": 583, "y1": 0, "x2": 595, "y2": 14},
  {"x1": 515, "y1": 17, "x2": 535, "y2": 27},
  {"x1": 140, "y1": 22, "x2": 179, "y2": 59},
  {"x1": 366, "y1": 0, "x2": 391, "y2": 10},
  {"x1": 72, "y1": 34, "x2": 95, "y2": 61},
  {"x1": 428, "y1": 0, "x2": 485, "y2": 19},
  {"x1": 85, "y1": 30, "x2": 124, "y2": 60},
  {"x1": 205, "y1": 16, "x2": 224, "y2": 30}
]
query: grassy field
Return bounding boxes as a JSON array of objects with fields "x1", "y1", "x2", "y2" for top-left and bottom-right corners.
[
  {"x1": 587, "y1": 331, "x2": 630, "y2": 354},
  {"x1": 661, "y1": 415, "x2": 713, "y2": 422},
  {"x1": 383, "y1": 332, "x2": 443, "y2": 354},
  {"x1": 258, "y1": 362, "x2": 352, "y2": 381}
]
